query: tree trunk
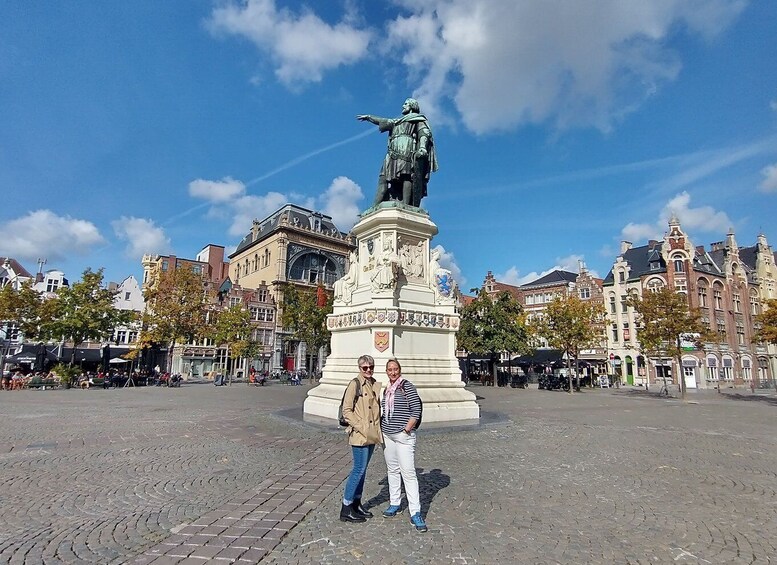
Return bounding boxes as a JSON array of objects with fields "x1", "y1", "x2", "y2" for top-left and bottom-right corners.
[
  {"x1": 676, "y1": 354, "x2": 686, "y2": 400},
  {"x1": 566, "y1": 356, "x2": 573, "y2": 393}
]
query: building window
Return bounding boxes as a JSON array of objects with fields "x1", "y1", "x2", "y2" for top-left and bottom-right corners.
[
  {"x1": 229, "y1": 297, "x2": 241, "y2": 307},
  {"x1": 706, "y1": 358, "x2": 718, "y2": 382},
  {"x1": 742, "y1": 361, "x2": 751, "y2": 381},
  {"x1": 620, "y1": 296, "x2": 628, "y2": 313},
  {"x1": 646, "y1": 279, "x2": 664, "y2": 293},
  {"x1": 46, "y1": 279, "x2": 59, "y2": 293},
  {"x1": 673, "y1": 259, "x2": 684, "y2": 272},
  {"x1": 650, "y1": 261, "x2": 661, "y2": 271},
  {"x1": 257, "y1": 289, "x2": 268, "y2": 303},
  {"x1": 579, "y1": 287, "x2": 590, "y2": 299},
  {"x1": 721, "y1": 357, "x2": 733, "y2": 381},
  {"x1": 611, "y1": 324, "x2": 619, "y2": 342},
  {"x1": 128, "y1": 331, "x2": 138, "y2": 343},
  {"x1": 609, "y1": 296, "x2": 616, "y2": 314},
  {"x1": 717, "y1": 318, "x2": 726, "y2": 338},
  {"x1": 618, "y1": 271, "x2": 625, "y2": 283},
  {"x1": 526, "y1": 294, "x2": 535, "y2": 305},
  {"x1": 115, "y1": 330, "x2": 127, "y2": 344},
  {"x1": 161, "y1": 260, "x2": 169, "y2": 271},
  {"x1": 733, "y1": 292, "x2": 741, "y2": 313},
  {"x1": 698, "y1": 285, "x2": 707, "y2": 307},
  {"x1": 713, "y1": 287, "x2": 723, "y2": 310},
  {"x1": 674, "y1": 278, "x2": 687, "y2": 294},
  {"x1": 736, "y1": 323, "x2": 745, "y2": 346},
  {"x1": 289, "y1": 253, "x2": 338, "y2": 286},
  {"x1": 750, "y1": 295, "x2": 759, "y2": 315}
]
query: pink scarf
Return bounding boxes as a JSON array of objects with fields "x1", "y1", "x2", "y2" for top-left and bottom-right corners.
[{"x1": 384, "y1": 377, "x2": 405, "y2": 419}]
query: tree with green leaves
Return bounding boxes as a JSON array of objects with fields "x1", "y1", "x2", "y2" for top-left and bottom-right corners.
[
  {"x1": 627, "y1": 287, "x2": 708, "y2": 400},
  {"x1": 0, "y1": 281, "x2": 44, "y2": 339},
  {"x1": 209, "y1": 303, "x2": 258, "y2": 383},
  {"x1": 754, "y1": 298, "x2": 777, "y2": 345},
  {"x1": 532, "y1": 295, "x2": 606, "y2": 392},
  {"x1": 39, "y1": 268, "x2": 133, "y2": 365},
  {"x1": 140, "y1": 267, "x2": 210, "y2": 373},
  {"x1": 458, "y1": 288, "x2": 531, "y2": 385},
  {"x1": 281, "y1": 284, "x2": 332, "y2": 380}
]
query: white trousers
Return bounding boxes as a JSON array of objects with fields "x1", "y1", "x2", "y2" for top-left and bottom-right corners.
[{"x1": 382, "y1": 431, "x2": 420, "y2": 515}]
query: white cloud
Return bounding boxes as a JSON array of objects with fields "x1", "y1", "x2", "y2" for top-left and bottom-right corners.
[
  {"x1": 432, "y1": 244, "x2": 465, "y2": 288},
  {"x1": 495, "y1": 254, "x2": 593, "y2": 287},
  {"x1": 228, "y1": 192, "x2": 289, "y2": 237},
  {"x1": 620, "y1": 191, "x2": 732, "y2": 242},
  {"x1": 621, "y1": 222, "x2": 662, "y2": 243},
  {"x1": 317, "y1": 176, "x2": 363, "y2": 232},
  {"x1": 189, "y1": 177, "x2": 246, "y2": 203},
  {"x1": 759, "y1": 163, "x2": 777, "y2": 193},
  {"x1": 386, "y1": 0, "x2": 745, "y2": 134},
  {"x1": 208, "y1": 0, "x2": 372, "y2": 87},
  {"x1": 0, "y1": 210, "x2": 105, "y2": 261},
  {"x1": 112, "y1": 217, "x2": 171, "y2": 259}
]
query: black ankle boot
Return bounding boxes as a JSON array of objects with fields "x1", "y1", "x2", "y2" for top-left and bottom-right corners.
[
  {"x1": 340, "y1": 503, "x2": 366, "y2": 522},
  {"x1": 352, "y1": 499, "x2": 373, "y2": 518}
]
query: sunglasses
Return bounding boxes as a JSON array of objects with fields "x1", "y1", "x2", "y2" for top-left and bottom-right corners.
[{"x1": 360, "y1": 366, "x2": 375, "y2": 371}]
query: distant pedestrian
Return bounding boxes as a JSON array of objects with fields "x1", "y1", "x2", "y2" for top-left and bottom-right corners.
[
  {"x1": 380, "y1": 358, "x2": 427, "y2": 532},
  {"x1": 340, "y1": 355, "x2": 382, "y2": 523}
]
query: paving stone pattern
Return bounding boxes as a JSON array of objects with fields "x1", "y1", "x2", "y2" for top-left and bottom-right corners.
[{"x1": 1, "y1": 382, "x2": 776, "y2": 564}]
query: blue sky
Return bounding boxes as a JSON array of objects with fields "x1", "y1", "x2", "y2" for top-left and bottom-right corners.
[{"x1": 2, "y1": 0, "x2": 776, "y2": 291}]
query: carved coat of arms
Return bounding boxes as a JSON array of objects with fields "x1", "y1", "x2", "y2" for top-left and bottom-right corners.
[{"x1": 374, "y1": 331, "x2": 390, "y2": 353}]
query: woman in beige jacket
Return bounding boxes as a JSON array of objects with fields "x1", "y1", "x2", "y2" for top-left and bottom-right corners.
[{"x1": 340, "y1": 354, "x2": 383, "y2": 522}]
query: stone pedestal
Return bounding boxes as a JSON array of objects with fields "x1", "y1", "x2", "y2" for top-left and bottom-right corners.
[{"x1": 304, "y1": 203, "x2": 479, "y2": 423}]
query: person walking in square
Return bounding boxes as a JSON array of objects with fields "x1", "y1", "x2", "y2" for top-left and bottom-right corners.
[
  {"x1": 380, "y1": 358, "x2": 427, "y2": 532},
  {"x1": 340, "y1": 355, "x2": 383, "y2": 522}
]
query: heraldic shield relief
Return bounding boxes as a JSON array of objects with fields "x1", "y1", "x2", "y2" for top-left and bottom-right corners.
[{"x1": 374, "y1": 331, "x2": 390, "y2": 352}]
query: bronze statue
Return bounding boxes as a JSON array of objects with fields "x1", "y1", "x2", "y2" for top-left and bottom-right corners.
[{"x1": 357, "y1": 98, "x2": 438, "y2": 208}]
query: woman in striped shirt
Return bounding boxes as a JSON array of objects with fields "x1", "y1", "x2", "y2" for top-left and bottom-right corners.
[{"x1": 380, "y1": 358, "x2": 428, "y2": 532}]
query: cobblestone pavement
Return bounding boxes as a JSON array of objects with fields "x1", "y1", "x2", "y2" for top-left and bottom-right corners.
[{"x1": 1, "y1": 382, "x2": 776, "y2": 564}]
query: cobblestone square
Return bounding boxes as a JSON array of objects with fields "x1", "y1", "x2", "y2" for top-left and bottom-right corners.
[{"x1": 1, "y1": 383, "x2": 775, "y2": 564}]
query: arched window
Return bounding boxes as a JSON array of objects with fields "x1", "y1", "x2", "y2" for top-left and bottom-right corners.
[
  {"x1": 712, "y1": 281, "x2": 724, "y2": 310},
  {"x1": 288, "y1": 252, "x2": 339, "y2": 286},
  {"x1": 697, "y1": 279, "x2": 708, "y2": 307},
  {"x1": 673, "y1": 258, "x2": 684, "y2": 272},
  {"x1": 646, "y1": 278, "x2": 664, "y2": 293}
]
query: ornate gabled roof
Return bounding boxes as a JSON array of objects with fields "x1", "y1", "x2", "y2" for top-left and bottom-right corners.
[
  {"x1": 230, "y1": 204, "x2": 347, "y2": 257},
  {"x1": 603, "y1": 242, "x2": 666, "y2": 284},
  {"x1": 520, "y1": 269, "x2": 577, "y2": 289},
  {"x1": 0, "y1": 257, "x2": 33, "y2": 279}
]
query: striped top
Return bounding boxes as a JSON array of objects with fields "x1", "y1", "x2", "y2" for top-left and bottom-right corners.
[{"x1": 380, "y1": 380, "x2": 422, "y2": 435}]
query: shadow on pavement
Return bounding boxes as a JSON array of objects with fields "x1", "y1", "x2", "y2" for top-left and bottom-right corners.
[
  {"x1": 720, "y1": 392, "x2": 777, "y2": 406},
  {"x1": 365, "y1": 467, "x2": 451, "y2": 519}
]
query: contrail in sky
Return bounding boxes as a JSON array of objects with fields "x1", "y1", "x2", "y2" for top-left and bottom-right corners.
[
  {"x1": 245, "y1": 129, "x2": 374, "y2": 187},
  {"x1": 164, "y1": 128, "x2": 375, "y2": 226}
]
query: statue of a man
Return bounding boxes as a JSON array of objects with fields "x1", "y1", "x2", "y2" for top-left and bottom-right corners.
[{"x1": 357, "y1": 98, "x2": 438, "y2": 208}]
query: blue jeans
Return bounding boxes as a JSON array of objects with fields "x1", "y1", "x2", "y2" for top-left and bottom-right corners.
[{"x1": 343, "y1": 445, "x2": 375, "y2": 503}]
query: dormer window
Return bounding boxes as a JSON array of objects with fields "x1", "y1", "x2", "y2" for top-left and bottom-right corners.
[{"x1": 650, "y1": 261, "x2": 661, "y2": 271}]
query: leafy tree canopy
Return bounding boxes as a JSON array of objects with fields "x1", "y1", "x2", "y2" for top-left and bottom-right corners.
[
  {"x1": 40, "y1": 269, "x2": 133, "y2": 358},
  {"x1": 626, "y1": 286, "x2": 708, "y2": 399},
  {"x1": 140, "y1": 267, "x2": 210, "y2": 371},
  {"x1": 458, "y1": 288, "x2": 530, "y2": 357},
  {"x1": 281, "y1": 284, "x2": 332, "y2": 373},
  {"x1": 0, "y1": 281, "x2": 44, "y2": 339},
  {"x1": 755, "y1": 298, "x2": 777, "y2": 345}
]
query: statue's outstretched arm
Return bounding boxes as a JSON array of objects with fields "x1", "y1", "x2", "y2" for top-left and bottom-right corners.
[{"x1": 357, "y1": 114, "x2": 381, "y2": 125}]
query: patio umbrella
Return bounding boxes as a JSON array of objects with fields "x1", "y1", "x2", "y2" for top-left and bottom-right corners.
[{"x1": 109, "y1": 357, "x2": 130, "y2": 364}]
